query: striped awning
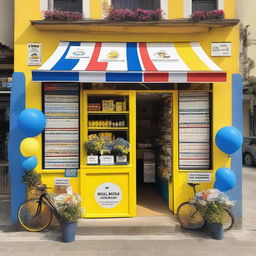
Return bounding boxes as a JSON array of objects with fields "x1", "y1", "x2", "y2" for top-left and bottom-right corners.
[{"x1": 32, "y1": 41, "x2": 226, "y2": 83}]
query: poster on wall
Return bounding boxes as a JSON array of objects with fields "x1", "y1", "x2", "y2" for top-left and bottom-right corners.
[
  {"x1": 95, "y1": 183, "x2": 122, "y2": 208},
  {"x1": 43, "y1": 83, "x2": 79, "y2": 169},
  {"x1": 28, "y1": 43, "x2": 42, "y2": 65}
]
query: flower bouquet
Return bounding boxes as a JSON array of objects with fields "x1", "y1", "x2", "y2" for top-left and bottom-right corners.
[
  {"x1": 194, "y1": 189, "x2": 234, "y2": 240},
  {"x1": 111, "y1": 138, "x2": 130, "y2": 164}
]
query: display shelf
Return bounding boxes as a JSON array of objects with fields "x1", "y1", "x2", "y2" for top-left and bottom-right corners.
[
  {"x1": 88, "y1": 111, "x2": 129, "y2": 115},
  {"x1": 88, "y1": 127, "x2": 128, "y2": 131}
]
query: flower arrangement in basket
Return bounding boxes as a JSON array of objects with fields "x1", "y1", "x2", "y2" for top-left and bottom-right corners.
[
  {"x1": 194, "y1": 189, "x2": 234, "y2": 225},
  {"x1": 111, "y1": 138, "x2": 130, "y2": 164},
  {"x1": 106, "y1": 8, "x2": 163, "y2": 22},
  {"x1": 191, "y1": 10, "x2": 224, "y2": 21},
  {"x1": 54, "y1": 193, "x2": 83, "y2": 223},
  {"x1": 43, "y1": 9, "x2": 83, "y2": 21}
]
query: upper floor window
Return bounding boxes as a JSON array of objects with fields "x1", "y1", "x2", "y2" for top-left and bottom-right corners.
[
  {"x1": 192, "y1": 0, "x2": 217, "y2": 12},
  {"x1": 111, "y1": 0, "x2": 160, "y2": 11},
  {"x1": 52, "y1": 0, "x2": 82, "y2": 12}
]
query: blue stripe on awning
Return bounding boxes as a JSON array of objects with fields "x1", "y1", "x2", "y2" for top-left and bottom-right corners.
[
  {"x1": 51, "y1": 42, "x2": 81, "y2": 71},
  {"x1": 32, "y1": 71, "x2": 79, "y2": 81},
  {"x1": 126, "y1": 43, "x2": 142, "y2": 71},
  {"x1": 106, "y1": 72, "x2": 142, "y2": 82}
]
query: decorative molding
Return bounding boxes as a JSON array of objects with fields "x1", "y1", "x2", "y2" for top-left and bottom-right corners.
[
  {"x1": 183, "y1": 0, "x2": 192, "y2": 18},
  {"x1": 84, "y1": 0, "x2": 90, "y2": 18},
  {"x1": 40, "y1": 0, "x2": 48, "y2": 11},
  {"x1": 160, "y1": 0, "x2": 168, "y2": 19}
]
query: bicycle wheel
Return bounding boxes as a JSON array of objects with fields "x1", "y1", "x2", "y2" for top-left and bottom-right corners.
[
  {"x1": 18, "y1": 199, "x2": 53, "y2": 232},
  {"x1": 177, "y1": 202, "x2": 205, "y2": 230},
  {"x1": 223, "y1": 209, "x2": 234, "y2": 231}
]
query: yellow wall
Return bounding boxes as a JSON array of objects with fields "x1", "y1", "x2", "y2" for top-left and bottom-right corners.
[{"x1": 14, "y1": 0, "x2": 239, "y2": 215}]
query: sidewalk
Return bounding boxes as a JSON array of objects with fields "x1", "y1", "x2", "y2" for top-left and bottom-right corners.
[{"x1": 0, "y1": 167, "x2": 256, "y2": 256}]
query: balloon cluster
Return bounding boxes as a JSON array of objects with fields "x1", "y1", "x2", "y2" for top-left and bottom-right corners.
[
  {"x1": 214, "y1": 126, "x2": 243, "y2": 192},
  {"x1": 18, "y1": 109, "x2": 46, "y2": 170}
]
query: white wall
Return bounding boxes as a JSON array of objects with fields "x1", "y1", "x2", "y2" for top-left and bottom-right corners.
[
  {"x1": 237, "y1": 0, "x2": 256, "y2": 75},
  {"x1": 0, "y1": 0, "x2": 14, "y2": 48}
]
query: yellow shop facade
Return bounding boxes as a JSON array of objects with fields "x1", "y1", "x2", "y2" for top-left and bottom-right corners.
[{"x1": 9, "y1": 0, "x2": 243, "y2": 222}]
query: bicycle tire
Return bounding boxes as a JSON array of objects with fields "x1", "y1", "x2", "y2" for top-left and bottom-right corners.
[
  {"x1": 223, "y1": 208, "x2": 234, "y2": 231},
  {"x1": 177, "y1": 202, "x2": 205, "y2": 230},
  {"x1": 18, "y1": 199, "x2": 53, "y2": 232}
]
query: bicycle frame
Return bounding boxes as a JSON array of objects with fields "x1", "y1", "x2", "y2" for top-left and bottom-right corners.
[{"x1": 34, "y1": 191, "x2": 59, "y2": 221}]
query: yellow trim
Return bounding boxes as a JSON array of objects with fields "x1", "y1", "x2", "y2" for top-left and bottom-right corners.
[{"x1": 168, "y1": 0, "x2": 183, "y2": 19}]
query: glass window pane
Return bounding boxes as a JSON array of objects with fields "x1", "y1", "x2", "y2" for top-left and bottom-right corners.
[
  {"x1": 192, "y1": 0, "x2": 217, "y2": 12},
  {"x1": 112, "y1": 0, "x2": 160, "y2": 11},
  {"x1": 54, "y1": 0, "x2": 82, "y2": 12}
]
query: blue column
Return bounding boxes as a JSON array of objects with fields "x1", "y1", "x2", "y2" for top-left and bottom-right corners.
[
  {"x1": 231, "y1": 74, "x2": 243, "y2": 226},
  {"x1": 8, "y1": 72, "x2": 26, "y2": 223}
]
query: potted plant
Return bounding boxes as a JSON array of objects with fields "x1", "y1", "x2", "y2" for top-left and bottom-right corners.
[
  {"x1": 22, "y1": 170, "x2": 42, "y2": 199},
  {"x1": 194, "y1": 189, "x2": 234, "y2": 240},
  {"x1": 111, "y1": 138, "x2": 130, "y2": 164},
  {"x1": 85, "y1": 134, "x2": 103, "y2": 164},
  {"x1": 54, "y1": 192, "x2": 83, "y2": 243},
  {"x1": 99, "y1": 141, "x2": 115, "y2": 165}
]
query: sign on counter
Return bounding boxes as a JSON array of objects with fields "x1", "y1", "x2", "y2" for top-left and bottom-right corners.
[
  {"x1": 211, "y1": 42, "x2": 232, "y2": 57},
  {"x1": 28, "y1": 43, "x2": 41, "y2": 65},
  {"x1": 188, "y1": 172, "x2": 212, "y2": 183}
]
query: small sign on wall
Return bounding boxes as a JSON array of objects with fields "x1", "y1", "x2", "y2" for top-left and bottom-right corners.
[
  {"x1": 28, "y1": 43, "x2": 42, "y2": 65},
  {"x1": 188, "y1": 172, "x2": 212, "y2": 183},
  {"x1": 211, "y1": 42, "x2": 232, "y2": 57}
]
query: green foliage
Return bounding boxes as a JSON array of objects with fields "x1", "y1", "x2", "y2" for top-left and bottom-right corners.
[
  {"x1": 57, "y1": 204, "x2": 83, "y2": 223},
  {"x1": 22, "y1": 170, "x2": 41, "y2": 188},
  {"x1": 85, "y1": 134, "x2": 103, "y2": 155},
  {"x1": 54, "y1": 193, "x2": 83, "y2": 223},
  {"x1": 196, "y1": 201, "x2": 226, "y2": 224}
]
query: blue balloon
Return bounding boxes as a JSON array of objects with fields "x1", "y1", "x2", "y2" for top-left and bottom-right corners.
[
  {"x1": 215, "y1": 126, "x2": 243, "y2": 154},
  {"x1": 214, "y1": 167, "x2": 236, "y2": 192},
  {"x1": 22, "y1": 156, "x2": 38, "y2": 170},
  {"x1": 18, "y1": 108, "x2": 46, "y2": 137}
]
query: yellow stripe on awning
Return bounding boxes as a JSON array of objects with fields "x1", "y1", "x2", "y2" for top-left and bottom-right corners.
[{"x1": 174, "y1": 42, "x2": 211, "y2": 71}]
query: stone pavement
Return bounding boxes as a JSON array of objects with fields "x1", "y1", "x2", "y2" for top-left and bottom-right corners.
[{"x1": 0, "y1": 167, "x2": 256, "y2": 256}]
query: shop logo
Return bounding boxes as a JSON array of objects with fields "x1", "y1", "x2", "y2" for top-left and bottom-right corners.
[
  {"x1": 72, "y1": 50, "x2": 86, "y2": 56},
  {"x1": 154, "y1": 50, "x2": 170, "y2": 59},
  {"x1": 106, "y1": 50, "x2": 120, "y2": 59}
]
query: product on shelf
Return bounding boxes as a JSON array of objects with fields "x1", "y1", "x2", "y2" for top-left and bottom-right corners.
[
  {"x1": 88, "y1": 103, "x2": 101, "y2": 111},
  {"x1": 88, "y1": 119, "x2": 126, "y2": 127},
  {"x1": 116, "y1": 102, "x2": 123, "y2": 112},
  {"x1": 102, "y1": 100, "x2": 115, "y2": 111}
]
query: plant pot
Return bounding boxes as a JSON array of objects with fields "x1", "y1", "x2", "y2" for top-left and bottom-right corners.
[
  {"x1": 115, "y1": 155, "x2": 128, "y2": 165},
  {"x1": 208, "y1": 222, "x2": 224, "y2": 240},
  {"x1": 100, "y1": 155, "x2": 114, "y2": 165},
  {"x1": 87, "y1": 155, "x2": 99, "y2": 165},
  {"x1": 61, "y1": 222, "x2": 77, "y2": 243}
]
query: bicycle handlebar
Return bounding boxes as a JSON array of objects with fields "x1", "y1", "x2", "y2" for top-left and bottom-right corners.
[{"x1": 34, "y1": 184, "x2": 52, "y2": 191}]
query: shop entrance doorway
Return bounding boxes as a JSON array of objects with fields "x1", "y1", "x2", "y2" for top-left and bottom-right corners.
[{"x1": 136, "y1": 92, "x2": 173, "y2": 216}]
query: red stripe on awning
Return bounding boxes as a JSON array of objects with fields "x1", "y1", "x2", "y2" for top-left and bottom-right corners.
[
  {"x1": 138, "y1": 43, "x2": 157, "y2": 71},
  {"x1": 144, "y1": 72, "x2": 169, "y2": 82},
  {"x1": 86, "y1": 42, "x2": 108, "y2": 71},
  {"x1": 187, "y1": 72, "x2": 226, "y2": 82}
]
